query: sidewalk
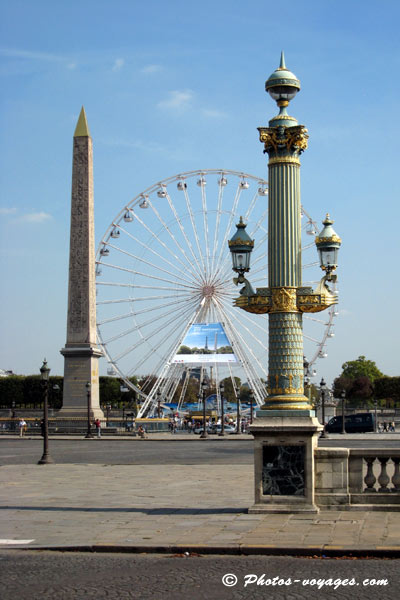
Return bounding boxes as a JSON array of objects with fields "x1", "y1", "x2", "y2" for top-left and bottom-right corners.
[{"x1": 1, "y1": 462, "x2": 400, "y2": 555}]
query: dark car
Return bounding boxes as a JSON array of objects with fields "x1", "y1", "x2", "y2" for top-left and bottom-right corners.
[{"x1": 325, "y1": 413, "x2": 375, "y2": 433}]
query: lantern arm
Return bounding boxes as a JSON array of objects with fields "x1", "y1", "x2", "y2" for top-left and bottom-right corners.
[
  {"x1": 296, "y1": 276, "x2": 337, "y2": 314},
  {"x1": 233, "y1": 274, "x2": 255, "y2": 296}
]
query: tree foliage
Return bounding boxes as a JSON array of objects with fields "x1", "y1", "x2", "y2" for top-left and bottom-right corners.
[{"x1": 340, "y1": 356, "x2": 384, "y2": 382}]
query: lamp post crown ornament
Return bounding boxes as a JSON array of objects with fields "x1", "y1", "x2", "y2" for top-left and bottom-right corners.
[{"x1": 265, "y1": 51, "x2": 301, "y2": 127}]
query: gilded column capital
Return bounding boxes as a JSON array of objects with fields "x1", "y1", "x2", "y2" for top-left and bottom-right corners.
[{"x1": 258, "y1": 124, "x2": 308, "y2": 161}]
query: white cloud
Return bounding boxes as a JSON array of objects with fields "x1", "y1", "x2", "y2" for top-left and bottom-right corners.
[
  {"x1": 112, "y1": 58, "x2": 124, "y2": 72},
  {"x1": 14, "y1": 212, "x2": 53, "y2": 224},
  {"x1": 0, "y1": 47, "x2": 77, "y2": 70},
  {"x1": 141, "y1": 64, "x2": 162, "y2": 74},
  {"x1": 202, "y1": 108, "x2": 228, "y2": 119},
  {"x1": 0, "y1": 207, "x2": 17, "y2": 215},
  {"x1": 157, "y1": 90, "x2": 194, "y2": 110}
]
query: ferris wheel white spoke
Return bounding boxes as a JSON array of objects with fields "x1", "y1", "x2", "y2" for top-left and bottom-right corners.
[
  {"x1": 97, "y1": 291, "x2": 194, "y2": 306},
  {"x1": 103, "y1": 298, "x2": 198, "y2": 345},
  {"x1": 163, "y1": 189, "x2": 206, "y2": 280},
  {"x1": 97, "y1": 295, "x2": 194, "y2": 326},
  {"x1": 200, "y1": 182, "x2": 211, "y2": 276},
  {"x1": 113, "y1": 302, "x2": 198, "y2": 364},
  {"x1": 211, "y1": 180, "x2": 226, "y2": 274},
  {"x1": 181, "y1": 185, "x2": 207, "y2": 276},
  {"x1": 105, "y1": 242, "x2": 199, "y2": 288},
  {"x1": 220, "y1": 296, "x2": 268, "y2": 340},
  {"x1": 216, "y1": 300, "x2": 268, "y2": 374},
  {"x1": 303, "y1": 261, "x2": 319, "y2": 269},
  {"x1": 242, "y1": 188, "x2": 260, "y2": 223},
  {"x1": 213, "y1": 298, "x2": 268, "y2": 395},
  {"x1": 132, "y1": 208, "x2": 203, "y2": 282},
  {"x1": 116, "y1": 224, "x2": 201, "y2": 285},
  {"x1": 222, "y1": 302, "x2": 269, "y2": 354},
  {"x1": 99, "y1": 261, "x2": 200, "y2": 290},
  {"x1": 126, "y1": 305, "x2": 202, "y2": 376}
]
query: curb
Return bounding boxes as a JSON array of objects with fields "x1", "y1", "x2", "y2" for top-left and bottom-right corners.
[{"x1": 7, "y1": 543, "x2": 400, "y2": 558}]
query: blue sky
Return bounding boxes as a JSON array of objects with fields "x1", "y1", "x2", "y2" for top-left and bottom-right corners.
[{"x1": 1, "y1": 0, "x2": 399, "y2": 386}]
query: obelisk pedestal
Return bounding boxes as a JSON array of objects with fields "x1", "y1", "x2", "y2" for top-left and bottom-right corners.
[{"x1": 59, "y1": 107, "x2": 103, "y2": 419}]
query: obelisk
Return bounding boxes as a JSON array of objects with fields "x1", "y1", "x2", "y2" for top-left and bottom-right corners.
[{"x1": 60, "y1": 107, "x2": 103, "y2": 418}]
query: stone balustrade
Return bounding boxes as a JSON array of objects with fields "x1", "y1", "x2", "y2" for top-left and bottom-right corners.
[{"x1": 315, "y1": 448, "x2": 400, "y2": 511}]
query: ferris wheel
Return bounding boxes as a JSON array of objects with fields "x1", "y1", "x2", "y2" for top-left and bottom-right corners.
[{"x1": 95, "y1": 169, "x2": 337, "y2": 415}]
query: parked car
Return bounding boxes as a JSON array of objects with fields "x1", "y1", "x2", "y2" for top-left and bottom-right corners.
[{"x1": 325, "y1": 413, "x2": 375, "y2": 433}]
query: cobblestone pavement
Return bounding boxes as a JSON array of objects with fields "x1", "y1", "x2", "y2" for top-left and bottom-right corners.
[
  {"x1": 1, "y1": 464, "x2": 400, "y2": 553},
  {"x1": 0, "y1": 551, "x2": 399, "y2": 600}
]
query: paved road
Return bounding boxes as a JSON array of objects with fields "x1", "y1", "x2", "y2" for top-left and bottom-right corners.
[
  {"x1": 1, "y1": 437, "x2": 399, "y2": 465},
  {"x1": 0, "y1": 551, "x2": 399, "y2": 600}
]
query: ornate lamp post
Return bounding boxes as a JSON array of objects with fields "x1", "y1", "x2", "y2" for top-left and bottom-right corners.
[
  {"x1": 341, "y1": 389, "x2": 346, "y2": 434},
  {"x1": 249, "y1": 389, "x2": 254, "y2": 425},
  {"x1": 85, "y1": 382, "x2": 94, "y2": 439},
  {"x1": 38, "y1": 359, "x2": 54, "y2": 465},
  {"x1": 235, "y1": 386, "x2": 241, "y2": 434},
  {"x1": 199, "y1": 380, "x2": 208, "y2": 439},
  {"x1": 219, "y1": 381, "x2": 225, "y2": 437},
  {"x1": 374, "y1": 397, "x2": 378, "y2": 433},
  {"x1": 157, "y1": 389, "x2": 162, "y2": 418},
  {"x1": 319, "y1": 378, "x2": 328, "y2": 439},
  {"x1": 228, "y1": 53, "x2": 342, "y2": 513}
]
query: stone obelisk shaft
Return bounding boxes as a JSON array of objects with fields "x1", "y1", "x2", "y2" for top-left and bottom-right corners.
[{"x1": 60, "y1": 107, "x2": 103, "y2": 417}]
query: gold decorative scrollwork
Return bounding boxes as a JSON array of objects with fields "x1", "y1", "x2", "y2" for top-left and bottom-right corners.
[{"x1": 271, "y1": 287, "x2": 297, "y2": 313}]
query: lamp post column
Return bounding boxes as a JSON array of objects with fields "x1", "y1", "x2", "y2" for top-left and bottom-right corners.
[
  {"x1": 200, "y1": 381, "x2": 208, "y2": 439},
  {"x1": 250, "y1": 390, "x2": 254, "y2": 425},
  {"x1": 85, "y1": 382, "x2": 94, "y2": 438},
  {"x1": 341, "y1": 390, "x2": 346, "y2": 434},
  {"x1": 38, "y1": 359, "x2": 54, "y2": 465},
  {"x1": 319, "y1": 378, "x2": 328, "y2": 439},
  {"x1": 219, "y1": 382, "x2": 225, "y2": 437},
  {"x1": 374, "y1": 398, "x2": 378, "y2": 433},
  {"x1": 236, "y1": 387, "x2": 241, "y2": 434}
]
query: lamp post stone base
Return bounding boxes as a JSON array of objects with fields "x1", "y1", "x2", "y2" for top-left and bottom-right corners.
[{"x1": 249, "y1": 413, "x2": 322, "y2": 514}]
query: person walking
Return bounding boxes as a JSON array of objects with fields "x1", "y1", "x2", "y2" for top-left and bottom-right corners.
[
  {"x1": 19, "y1": 418, "x2": 27, "y2": 437},
  {"x1": 94, "y1": 418, "x2": 101, "y2": 438}
]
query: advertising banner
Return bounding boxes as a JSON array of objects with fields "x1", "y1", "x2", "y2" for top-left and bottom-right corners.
[{"x1": 172, "y1": 322, "x2": 237, "y2": 364}]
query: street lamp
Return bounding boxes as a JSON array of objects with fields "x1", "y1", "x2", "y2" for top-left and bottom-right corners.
[
  {"x1": 235, "y1": 386, "x2": 241, "y2": 434},
  {"x1": 38, "y1": 359, "x2": 54, "y2": 465},
  {"x1": 340, "y1": 389, "x2": 346, "y2": 434},
  {"x1": 199, "y1": 380, "x2": 208, "y2": 439},
  {"x1": 85, "y1": 381, "x2": 94, "y2": 439},
  {"x1": 374, "y1": 397, "x2": 378, "y2": 433},
  {"x1": 219, "y1": 381, "x2": 225, "y2": 437},
  {"x1": 157, "y1": 389, "x2": 162, "y2": 418},
  {"x1": 249, "y1": 389, "x2": 254, "y2": 425},
  {"x1": 319, "y1": 378, "x2": 328, "y2": 439},
  {"x1": 315, "y1": 215, "x2": 342, "y2": 280}
]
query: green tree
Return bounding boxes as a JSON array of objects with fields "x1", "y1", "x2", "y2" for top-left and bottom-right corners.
[
  {"x1": 340, "y1": 356, "x2": 384, "y2": 382},
  {"x1": 374, "y1": 376, "x2": 400, "y2": 408}
]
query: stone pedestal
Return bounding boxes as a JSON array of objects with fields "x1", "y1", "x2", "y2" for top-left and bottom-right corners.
[
  {"x1": 59, "y1": 345, "x2": 103, "y2": 418},
  {"x1": 249, "y1": 411, "x2": 322, "y2": 513}
]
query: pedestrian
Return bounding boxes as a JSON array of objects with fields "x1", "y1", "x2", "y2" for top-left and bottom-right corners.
[
  {"x1": 18, "y1": 418, "x2": 27, "y2": 437},
  {"x1": 383, "y1": 421, "x2": 388, "y2": 432},
  {"x1": 94, "y1": 418, "x2": 101, "y2": 438},
  {"x1": 137, "y1": 425, "x2": 145, "y2": 438},
  {"x1": 390, "y1": 421, "x2": 395, "y2": 432}
]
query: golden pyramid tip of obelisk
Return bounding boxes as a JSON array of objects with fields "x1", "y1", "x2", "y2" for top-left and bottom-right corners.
[{"x1": 74, "y1": 106, "x2": 90, "y2": 137}]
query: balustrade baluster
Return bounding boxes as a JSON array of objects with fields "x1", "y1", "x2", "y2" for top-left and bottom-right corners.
[
  {"x1": 392, "y1": 458, "x2": 400, "y2": 492},
  {"x1": 377, "y1": 457, "x2": 390, "y2": 492},
  {"x1": 364, "y1": 457, "x2": 377, "y2": 492}
]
